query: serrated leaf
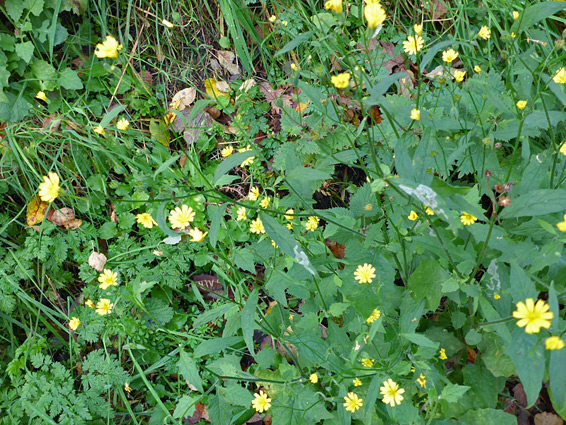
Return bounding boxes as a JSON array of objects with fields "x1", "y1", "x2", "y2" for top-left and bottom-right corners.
[
  {"x1": 15, "y1": 41, "x2": 34, "y2": 63},
  {"x1": 25, "y1": 0, "x2": 45, "y2": 16},
  {"x1": 213, "y1": 150, "x2": 257, "y2": 185},
  {"x1": 241, "y1": 289, "x2": 259, "y2": 355},
  {"x1": 177, "y1": 350, "x2": 203, "y2": 392},
  {"x1": 58, "y1": 68, "x2": 83, "y2": 90},
  {"x1": 499, "y1": 189, "x2": 566, "y2": 219},
  {"x1": 513, "y1": 2, "x2": 566, "y2": 33},
  {"x1": 441, "y1": 384, "x2": 470, "y2": 403},
  {"x1": 173, "y1": 395, "x2": 198, "y2": 419},
  {"x1": 193, "y1": 336, "x2": 242, "y2": 358},
  {"x1": 5, "y1": 0, "x2": 24, "y2": 21}
]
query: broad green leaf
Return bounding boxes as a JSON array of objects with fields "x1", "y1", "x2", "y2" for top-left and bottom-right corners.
[
  {"x1": 461, "y1": 408, "x2": 517, "y2": 425},
  {"x1": 550, "y1": 348, "x2": 566, "y2": 419},
  {"x1": 401, "y1": 333, "x2": 439, "y2": 349},
  {"x1": 364, "y1": 72, "x2": 408, "y2": 106},
  {"x1": 499, "y1": 189, "x2": 566, "y2": 218},
  {"x1": 440, "y1": 384, "x2": 470, "y2": 403},
  {"x1": 208, "y1": 205, "x2": 225, "y2": 248},
  {"x1": 149, "y1": 119, "x2": 171, "y2": 146},
  {"x1": 241, "y1": 289, "x2": 259, "y2": 355},
  {"x1": 407, "y1": 260, "x2": 447, "y2": 311},
  {"x1": 213, "y1": 150, "x2": 257, "y2": 185},
  {"x1": 233, "y1": 248, "x2": 255, "y2": 273},
  {"x1": 506, "y1": 327, "x2": 545, "y2": 407},
  {"x1": 58, "y1": 68, "x2": 83, "y2": 90},
  {"x1": 261, "y1": 211, "x2": 299, "y2": 260},
  {"x1": 193, "y1": 336, "x2": 242, "y2": 358},
  {"x1": 193, "y1": 303, "x2": 236, "y2": 328},
  {"x1": 513, "y1": 2, "x2": 566, "y2": 33},
  {"x1": 173, "y1": 394, "x2": 198, "y2": 419},
  {"x1": 26, "y1": 0, "x2": 45, "y2": 16},
  {"x1": 274, "y1": 31, "x2": 313, "y2": 56},
  {"x1": 177, "y1": 349, "x2": 203, "y2": 392},
  {"x1": 100, "y1": 105, "x2": 127, "y2": 128},
  {"x1": 15, "y1": 41, "x2": 34, "y2": 63},
  {"x1": 5, "y1": 0, "x2": 24, "y2": 20},
  {"x1": 509, "y1": 262, "x2": 537, "y2": 304}
]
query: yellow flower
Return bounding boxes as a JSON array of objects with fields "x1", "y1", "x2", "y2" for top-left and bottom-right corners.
[
  {"x1": 38, "y1": 172, "x2": 60, "y2": 203},
  {"x1": 545, "y1": 336, "x2": 565, "y2": 350},
  {"x1": 169, "y1": 205, "x2": 196, "y2": 229},
  {"x1": 560, "y1": 143, "x2": 566, "y2": 156},
  {"x1": 354, "y1": 263, "x2": 376, "y2": 284},
  {"x1": 408, "y1": 210, "x2": 418, "y2": 221},
  {"x1": 439, "y1": 348, "x2": 447, "y2": 360},
  {"x1": 414, "y1": 23, "x2": 422, "y2": 35},
  {"x1": 515, "y1": 100, "x2": 528, "y2": 110},
  {"x1": 124, "y1": 383, "x2": 132, "y2": 393},
  {"x1": 409, "y1": 108, "x2": 420, "y2": 121},
  {"x1": 460, "y1": 211, "x2": 477, "y2": 225},
  {"x1": 380, "y1": 379, "x2": 405, "y2": 407},
  {"x1": 251, "y1": 390, "x2": 271, "y2": 413},
  {"x1": 290, "y1": 63, "x2": 298, "y2": 71},
  {"x1": 511, "y1": 32, "x2": 516, "y2": 38},
  {"x1": 236, "y1": 207, "x2": 247, "y2": 221},
  {"x1": 190, "y1": 227, "x2": 208, "y2": 242},
  {"x1": 85, "y1": 299, "x2": 95, "y2": 308},
  {"x1": 221, "y1": 146, "x2": 233, "y2": 157},
  {"x1": 425, "y1": 207, "x2": 434, "y2": 215},
  {"x1": 410, "y1": 366, "x2": 416, "y2": 373},
  {"x1": 403, "y1": 35, "x2": 424, "y2": 55},
  {"x1": 478, "y1": 26, "x2": 491, "y2": 40},
  {"x1": 136, "y1": 213, "x2": 157, "y2": 229},
  {"x1": 331, "y1": 72, "x2": 351, "y2": 89},
  {"x1": 249, "y1": 187, "x2": 260, "y2": 201},
  {"x1": 260, "y1": 197, "x2": 271, "y2": 209},
  {"x1": 162, "y1": 19, "x2": 175, "y2": 28},
  {"x1": 305, "y1": 216, "x2": 320, "y2": 232},
  {"x1": 95, "y1": 35, "x2": 123, "y2": 59},
  {"x1": 284, "y1": 208, "x2": 294, "y2": 220},
  {"x1": 454, "y1": 70, "x2": 466, "y2": 82},
  {"x1": 513, "y1": 11, "x2": 519, "y2": 20},
  {"x1": 281, "y1": 20, "x2": 288, "y2": 26},
  {"x1": 98, "y1": 269, "x2": 118, "y2": 290},
  {"x1": 250, "y1": 218, "x2": 265, "y2": 234},
  {"x1": 269, "y1": 15, "x2": 277, "y2": 22},
  {"x1": 353, "y1": 377, "x2": 362, "y2": 387},
  {"x1": 558, "y1": 214, "x2": 566, "y2": 232},
  {"x1": 324, "y1": 0, "x2": 343, "y2": 13},
  {"x1": 116, "y1": 118, "x2": 129, "y2": 131},
  {"x1": 69, "y1": 317, "x2": 81, "y2": 331},
  {"x1": 93, "y1": 125, "x2": 105, "y2": 135},
  {"x1": 474, "y1": 65, "x2": 481, "y2": 74},
  {"x1": 364, "y1": 3, "x2": 386, "y2": 29},
  {"x1": 361, "y1": 358, "x2": 374, "y2": 368},
  {"x1": 286, "y1": 223, "x2": 293, "y2": 230},
  {"x1": 442, "y1": 49, "x2": 459, "y2": 63},
  {"x1": 309, "y1": 373, "x2": 318, "y2": 384},
  {"x1": 494, "y1": 294, "x2": 501, "y2": 300},
  {"x1": 239, "y1": 145, "x2": 255, "y2": 167},
  {"x1": 513, "y1": 298, "x2": 553, "y2": 334},
  {"x1": 366, "y1": 309, "x2": 381, "y2": 324},
  {"x1": 553, "y1": 67, "x2": 566, "y2": 84},
  {"x1": 36, "y1": 91, "x2": 47, "y2": 101},
  {"x1": 343, "y1": 392, "x2": 363, "y2": 412},
  {"x1": 96, "y1": 298, "x2": 113, "y2": 316},
  {"x1": 416, "y1": 373, "x2": 426, "y2": 388}
]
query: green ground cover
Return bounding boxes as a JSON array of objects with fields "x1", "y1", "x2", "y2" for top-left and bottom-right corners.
[{"x1": 2, "y1": 0, "x2": 566, "y2": 423}]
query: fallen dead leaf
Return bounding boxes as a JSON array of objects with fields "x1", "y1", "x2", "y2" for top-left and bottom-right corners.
[
  {"x1": 216, "y1": 81, "x2": 231, "y2": 93},
  {"x1": 430, "y1": 0, "x2": 449, "y2": 20},
  {"x1": 172, "y1": 108, "x2": 213, "y2": 146},
  {"x1": 513, "y1": 383, "x2": 528, "y2": 408},
  {"x1": 190, "y1": 273, "x2": 234, "y2": 300},
  {"x1": 170, "y1": 87, "x2": 197, "y2": 111},
  {"x1": 325, "y1": 239, "x2": 345, "y2": 259},
  {"x1": 424, "y1": 65, "x2": 444, "y2": 79},
  {"x1": 47, "y1": 207, "x2": 83, "y2": 229},
  {"x1": 240, "y1": 78, "x2": 256, "y2": 93},
  {"x1": 371, "y1": 105, "x2": 384, "y2": 124},
  {"x1": 204, "y1": 78, "x2": 230, "y2": 101},
  {"x1": 183, "y1": 401, "x2": 210, "y2": 424},
  {"x1": 534, "y1": 412, "x2": 564, "y2": 425},
  {"x1": 216, "y1": 50, "x2": 241, "y2": 75},
  {"x1": 27, "y1": 195, "x2": 49, "y2": 226},
  {"x1": 260, "y1": 82, "x2": 285, "y2": 114},
  {"x1": 88, "y1": 251, "x2": 107, "y2": 272}
]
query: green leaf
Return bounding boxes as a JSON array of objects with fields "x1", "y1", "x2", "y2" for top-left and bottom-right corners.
[
  {"x1": 461, "y1": 408, "x2": 517, "y2": 425},
  {"x1": 173, "y1": 394, "x2": 198, "y2": 419},
  {"x1": 0, "y1": 92, "x2": 31, "y2": 122},
  {"x1": 100, "y1": 105, "x2": 127, "y2": 128},
  {"x1": 193, "y1": 303, "x2": 237, "y2": 328},
  {"x1": 440, "y1": 384, "x2": 470, "y2": 403},
  {"x1": 274, "y1": 31, "x2": 313, "y2": 56},
  {"x1": 5, "y1": 0, "x2": 24, "y2": 20},
  {"x1": 208, "y1": 205, "x2": 225, "y2": 248},
  {"x1": 550, "y1": 347, "x2": 566, "y2": 419},
  {"x1": 499, "y1": 189, "x2": 566, "y2": 218},
  {"x1": 177, "y1": 349, "x2": 203, "y2": 392},
  {"x1": 213, "y1": 150, "x2": 257, "y2": 185},
  {"x1": 328, "y1": 302, "x2": 349, "y2": 317},
  {"x1": 509, "y1": 261, "x2": 537, "y2": 304},
  {"x1": 260, "y1": 211, "x2": 299, "y2": 261},
  {"x1": 194, "y1": 336, "x2": 242, "y2": 358},
  {"x1": 419, "y1": 40, "x2": 467, "y2": 74},
  {"x1": 58, "y1": 68, "x2": 83, "y2": 89},
  {"x1": 98, "y1": 222, "x2": 117, "y2": 239},
  {"x1": 513, "y1": 2, "x2": 566, "y2": 33},
  {"x1": 364, "y1": 72, "x2": 408, "y2": 106},
  {"x1": 506, "y1": 327, "x2": 545, "y2": 407},
  {"x1": 241, "y1": 288, "x2": 259, "y2": 355},
  {"x1": 233, "y1": 248, "x2": 255, "y2": 273},
  {"x1": 15, "y1": 41, "x2": 34, "y2": 63},
  {"x1": 25, "y1": 0, "x2": 45, "y2": 16},
  {"x1": 401, "y1": 333, "x2": 440, "y2": 349},
  {"x1": 149, "y1": 119, "x2": 171, "y2": 146},
  {"x1": 407, "y1": 260, "x2": 447, "y2": 311}
]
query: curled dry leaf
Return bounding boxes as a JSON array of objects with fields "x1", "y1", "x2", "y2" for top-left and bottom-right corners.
[
  {"x1": 204, "y1": 78, "x2": 230, "y2": 100},
  {"x1": 170, "y1": 87, "x2": 197, "y2": 111},
  {"x1": 27, "y1": 195, "x2": 49, "y2": 226},
  {"x1": 534, "y1": 412, "x2": 564, "y2": 425},
  {"x1": 216, "y1": 50, "x2": 241, "y2": 75},
  {"x1": 240, "y1": 78, "x2": 256, "y2": 93},
  {"x1": 88, "y1": 251, "x2": 107, "y2": 272},
  {"x1": 47, "y1": 207, "x2": 82, "y2": 229}
]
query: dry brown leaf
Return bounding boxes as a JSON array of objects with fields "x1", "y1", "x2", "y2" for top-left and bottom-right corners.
[
  {"x1": 204, "y1": 78, "x2": 230, "y2": 100},
  {"x1": 170, "y1": 87, "x2": 197, "y2": 111},
  {"x1": 88, "y1": 251, "x2": 107, "y2": 272},
  {"x1": 216, "y1": 50, "x2": 241, "y2": 75},
  {"x1": 534, "y1": 412, "x2": 564, "y2": 425},
  {"x1": 216, "y1": 81, "x2": 231, "y2": 93},
  {"x1": 64, "y1": 219, "x2": 82, "y2": 229},
  {"x1": 424, "y1": 65, "x2": 444, "y2": 79},
  {"x1": 48, "y1": 207, "x2": 74, "y2": 226},
  {"x1": 325, "y1": 239, "x2": 345, "y2": 259},
  {"x1": 430, "y1": 0, "x2": 449, "y2": 20},
  {"x1": 27, "y1": 195, "x2": 49, "y2": 226},
  {"x1": 399, "y1": 75, "x2": 414, "y2": 98},
  {"x1": 184, "y1": 401, "x2": 210, "y2": 424},
  {"x1": 260, "y1": 82, "x2": 285, "y2": 113},
  {"x1": 513, "y1": 383, "x2": 528, "y2": 408},
  {"x1": 240, "y1": 78, "x2": 256, "y2": 93},
  {"x1": 172, "y1": 108, "x2": 213, "y2": 146}
]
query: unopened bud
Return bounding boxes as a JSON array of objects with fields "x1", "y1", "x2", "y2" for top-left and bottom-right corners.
[
  {"x1": 498, "y1": 196, "x2": 511, "y2": 207},
  {"x1": 485, "y1": 169, "x2": 492, "y2": 177},
  {"x1": 494, "y1": 184, "x2": 503, "y2": 193},
  {"x1": 503, "y1": 182, "x2": 514, "y2": 192},
  {"x1": 494, "y1": 142, "x2": 502, "y2": 149},
  {"x1": 555, "y1": 39, "x2": 565, "y2": 50}
]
